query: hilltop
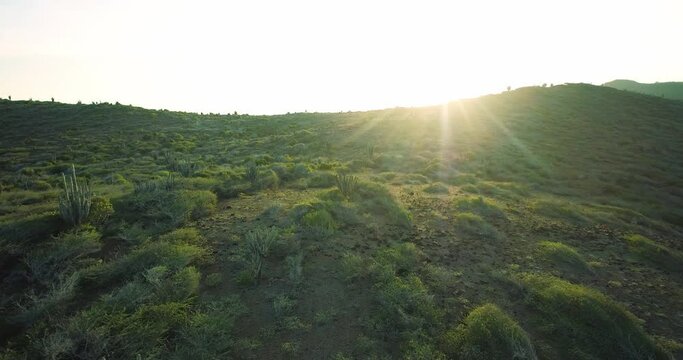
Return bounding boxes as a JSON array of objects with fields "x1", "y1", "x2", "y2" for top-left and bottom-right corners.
[
  {"x1": 1, "y1": 84, "x2": 682, "y2": 359},
  {"x1": 603, "y1": 79, "x2": 683, "y2": 100}
]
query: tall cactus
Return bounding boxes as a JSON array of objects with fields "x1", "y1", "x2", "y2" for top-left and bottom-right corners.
[{"x1": 59, "y1": 164, "x2": 92, "y2": 226}]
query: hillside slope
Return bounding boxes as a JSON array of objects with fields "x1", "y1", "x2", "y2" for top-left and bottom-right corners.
[
  {"x1": 1, "y1": 84, "x2": 682, "y2": 359},
  {"x1": 604, "y1": 79, "x2": 683, "y2": 100}
]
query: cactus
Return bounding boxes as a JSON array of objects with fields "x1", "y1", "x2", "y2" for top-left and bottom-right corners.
[
  {"x1": 59, "y1": 165, "x2": 92, "y2": 226},
  {"x1": 335, "y1": 173, "x2": 359, "y2": 199}
]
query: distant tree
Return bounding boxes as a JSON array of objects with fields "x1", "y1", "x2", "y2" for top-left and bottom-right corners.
[
  {"x1": 542, "y1": 83, "x2": 547, "y2": 87},
  {"x1": 8, "y1": 95, "x2": 10, "y2": 100},
  {"x1": 506, "y1": 86, "x2": 511, "y2": 92},
  {"x1": 51, "y1": 97, "x2": 54, "y2": 102}
]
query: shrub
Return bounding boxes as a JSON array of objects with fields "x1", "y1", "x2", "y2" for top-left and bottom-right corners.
[
  {"x1": 336, "y1": 173, "x2": 359, "y2": 199},
  {"x1": 515, "y1": 273, "x2": 670, "y2": 359},
  {"x1": 453, "y1": 195, "x2": 505, "y2": 220},
  {"x1": 59, "y1": 164, "x2": 92, "y2": 226},
  {"x1": 624, "y1": 234, "x2": 683, "y2": 273},
  {"x1": 357, "y1": 181, "x2": 412, "y2": 228},
  {"x1": 375, "y1": 242, "x2": 423, "y2": 275},
  {"x1": 257, "y1": 169, "x2": 280, "y2": 189},
  {"x1": 179, "y1": 190, "x2": 217, "y2": 220},
  {"x1": 307, "y1": 171, "x2": 337, "y2": 188},
  {"x1": 537, "y1": 241, "x2": 591, "y2": 273},
  {"x1": 245, "y1": 162, "x2": 258, "y2": 186},
  {"x1": 169, "y1": 296, "x2": 247, "y2": 359},
  {"x1": 453, "y1": 213, "x2": 502, "y2": 240},
  {"x1": 273, "y1": 295, "x2": 296, "y2": 318},
  {"x1": 423, "y1": 182, "x2": 450, "y2": 194},
  {"x1": 89, "y1": 195, "x2": 114, "y2": 225},
  {"x1": 286, "y1": 252, "x2": 304, "y2": 284},
  {"x1": 441, "y1": 304, "x2": 536, "y2": 360},
  {"x1": 340, "y1": 252, "x2": 366, "y2": 281},
  {"x1": 86, "y1": 241, "x2": 207, "y2": 286},
  {"x1": 159, "y1": 227, "x2": 204, "y2": 246},
  {"x1": 301, "y1": 208, "x2": 336, "y2": 236},
  {"x1": 26, "y1": 227, "x2": 101, "y2": 282},
  {"x1": 205, "y1": 272, "x2": 222, "y2": 287},
  {"x1": 372, "y1": 274, "x2": 441, "y2": 338}
]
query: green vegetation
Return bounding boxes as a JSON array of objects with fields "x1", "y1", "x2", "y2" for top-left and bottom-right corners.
[
  {"x1": 537, "y1": 240, "x2": 592, "y2": 274},
  {"x1": 624, "y1": 234, "x2": 683, "y2": 273},
  {"x1": 515, "y1": 273, "x2": 670, "y2": 359},
  {"x1": 1, "y1": 84, "x2": 681, "y2": 358},
  {"x1": 59, "y1": 164, "x2": 92, "y2": 226},
  {"x1": 441, "y1": 304, "x2": 536, "y2": 360}
]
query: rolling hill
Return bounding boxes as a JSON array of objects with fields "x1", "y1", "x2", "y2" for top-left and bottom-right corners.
[
  {"x1": 603, "y1": 79, "x2": 683, "y2": 100},
  {"x1": 1, "y1": 84, "x2": 682, "y2": 359}
]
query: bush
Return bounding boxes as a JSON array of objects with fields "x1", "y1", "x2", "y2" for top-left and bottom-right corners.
[
  {"x1": 515, "y1": 273, "x2": 670, "y2": 359},
  {"x1": 89, "y1": 195, "x2": 114, "y2": 225},
  {"x1": 423, "y1": 182, "x2": 450, "y2": 194},
  {"x1": 375, "y1": 242, "x2": 423, "y2": 275},
  {"x1": 301, "y1": 208, "x2": 336, "y2": 236},
  {"x1": 26, "y1": 227, "x2": 101, "y2": 282},
  {"x1": 159, "y1": 227, "x2": 205, "y2": 246},
  {"x1": 205, "y1": 272, "x2": 222, "y2": 287},
  {"x1": 245, "y1": 162, "x2": 258, "y2": 186},
  {"x1": 453, "y1": 195, "x2": 505, "y2": 220},
  {"x1": 441, "y1": 304, "x2": 536, "y2": 360},
  {"x1": 453, "y1": 213, "x2": 502, "y2": 240},
  {"x1": 86, "y1": 241, "x2": 207, "y2": 286},
  {"x1": 624, "y1": 234, "x2": 683, "y2": 273},
  {"x1": 537, "y1": 241, "x2": 591, "y2": 273},
  {"x1": 286, "y1": 252, "x2": 304, "y2": 284}
]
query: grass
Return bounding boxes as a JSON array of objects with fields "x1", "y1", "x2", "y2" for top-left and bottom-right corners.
[
  {"x1": 515, "y1": 273, "x2": 671, "y2": 359},
  {"x1": 453, "y1": 212, "x2": 502, "y2": 240},
  {"x1": 1, "y1": 85, "x2": 682, "y2": 358},
  {"x1": 624, "y1": 234, "x2": 683, "y2": 273},
  {"x1": 441, "y1": 303, "x2": 536, "y2": 360},
  {"x1": 537, "y1": 240, "x2": 592, "y2": 274}
]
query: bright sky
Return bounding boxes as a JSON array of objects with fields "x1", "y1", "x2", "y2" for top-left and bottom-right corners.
[{"x1": 1, "y1": 0, "x2": 682, "y2": 115}]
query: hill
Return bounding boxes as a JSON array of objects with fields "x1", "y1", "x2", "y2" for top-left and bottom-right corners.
[
  {"x1": 603, "y1": 79, "x2": 683, "y2": 100},
  {"x1": 1, "y1": 84, "x2": 682, "y2": 359}
]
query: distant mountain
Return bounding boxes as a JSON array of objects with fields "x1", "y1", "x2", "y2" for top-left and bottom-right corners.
[{"x1": 603, "y1": 79, "x2": 683, "y2": 100}]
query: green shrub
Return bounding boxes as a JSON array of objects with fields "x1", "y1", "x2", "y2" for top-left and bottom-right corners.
[
  {"x1": 59, "y1": 164, "x2": 92, "y2": 226},
  {"x1": 257, "y1": 169, "x2": 280, "y2": 189},
  {"x1": 205, "y1": 272, "x2": 222, "y2": 287},
  {"x1": 179, "y1": 190, "x2": 217, "y2": 220},
  {"x1": 26, "y1": 227, "x2": 101, "y2": 282},
  {"x1": 537, "y1": 241, "x2": 591, "y2": 273},
  {"x1": 454, "y1": 195, "x2": 505, "y2": 220},
  {"x1": 357, "y1": 181, "x2": 412, "y2": 228},
  {"x1": 453, "y1": 212, "x2": 502, "y2": 240},
  {"x1": 89, "y1": 195, "x2": 114, "y2": 225},
  {"x1": 624, "y1": 234, "x2": 683, "y2": 273},
  {"x1": 155, "y1": 266, "x2": 201, "y2": 302},
  {"x1": 372, "y1": 274, "x2": 441, "y2": 338},
  {"x1": 515, "y1": 273, "x2": 670, "y2": 359},
  {"x1": 286, "y1": 252, "x2": 304, "y2": 284},
  {"x1": 87, "y1": 241, "x2": 207, "y2": 286},
  {"x1": 340, "y1": 252, "x2": 366, "y2": 281},
  {"x1": 245, "y1": 162, "x2": 258, "y2": 186},
  {"x1": 273, "y1": 295, "x2": 296, "y2": 318},
  {"x1": 375, "y1": 242, "x2": 423, "y2": 275},
  {"x1": 169, "y1": 296, "x2": 247, "y2": 359},
  {"x1": 423, "y1": 182, "x2": 450, "y2": 194},
  {"x1": 301, "y1": 208, "x2": 336, "y2": 236},
  {"x1": 159, "y1": 227, "x2": 204, "y2": 245},
  {"x1": 307, "y1": 171, "x2": 337, "y2": 188},
  {"x1": 441, "y1": 304, "x2": 536, "y2": 360}
]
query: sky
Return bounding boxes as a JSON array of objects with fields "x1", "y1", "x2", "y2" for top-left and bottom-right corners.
[{"x1": 1, "y1": 0, "x2": 682, "y2": 115}]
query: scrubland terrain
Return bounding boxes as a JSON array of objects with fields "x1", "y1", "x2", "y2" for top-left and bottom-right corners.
[{"x1": 1, "y1": 84, "x2": 682, "y2": 359}]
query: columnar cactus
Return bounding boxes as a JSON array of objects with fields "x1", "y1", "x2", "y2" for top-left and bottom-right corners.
[{"x1": 59, "y1": 164, "x2": 92, "y2": 226}]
